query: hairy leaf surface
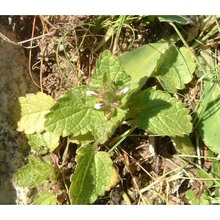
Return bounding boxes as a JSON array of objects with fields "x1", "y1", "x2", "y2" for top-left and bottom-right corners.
[
  {"x1": 45, "y1": 51, "x2": 130, "y2": 144},
  {"x1": 44, "y1": 87, "x2": 94, "y2": 137},
  {"x1": 69, "y1": 145, "x2": 113, "y2": 204},
  {"x1": 17, "y1": 92, "x2": 54, "y2": 134},
  {"x1": 128, "y1": 87, "x2": 192, "y2": 136},
  {"x1": 27, "y1": 131, "x2": 60, "y2": 154},
  {"x1": 32, "y1": 191, "x2": 57, "y2": 205},
  {"x1": 153, "y1": 46, "x2": 195, "y2": 93},
  {"x1": 13, "y1": 155, "x2": 55, "y2": 188},
  {"x1": 44, "y1": 87, "x2": 127, "y2": 143},
  {"x1": 92, "y1": 50, "x2": 130, "y2": 88}
]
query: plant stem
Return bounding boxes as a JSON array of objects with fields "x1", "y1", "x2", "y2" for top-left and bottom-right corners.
[{"x1": 108, "y1": 126, "x2": 136, "y2": 153}]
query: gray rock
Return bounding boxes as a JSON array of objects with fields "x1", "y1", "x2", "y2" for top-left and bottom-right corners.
[{"x1": 0, "y1": 27, "x2": 37, "y2": 204}]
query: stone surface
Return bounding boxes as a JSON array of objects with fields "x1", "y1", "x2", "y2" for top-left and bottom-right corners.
[{"x1": 0, "y1": 27, "x2": 37, "y2": 204}]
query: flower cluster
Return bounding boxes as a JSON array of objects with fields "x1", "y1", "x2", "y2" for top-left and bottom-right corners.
[{"x1": 86, "y1": 86, "x2": 129, "y2": 119}]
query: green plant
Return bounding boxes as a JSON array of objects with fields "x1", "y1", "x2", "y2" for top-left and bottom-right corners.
[
  {"x1": 92, "y1": 15, "x2": 140, "y2": 53},
  {"x1": 185, "y1": 151, "x2": 220, "y2": 205},
  {"x1": 14, "y1": 35, "x2": 195, "y2": 204},
  {"x1": 193, "y1": 48, "x2": 220, "y2": 154}
]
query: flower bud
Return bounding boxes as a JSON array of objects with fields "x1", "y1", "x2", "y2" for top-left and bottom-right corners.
[
  {"x1": 112, "y1": 100, "x2": 120, "y2": 107},
  {"x1": 94, "y1": 101, "x2": 105, "y2": 110},
  {"x1": 118, "y1": 87, "x2": 129, "y2": 96},
  {"x1": 86, "y1": 90, "x2": 98, "y2": 97}
]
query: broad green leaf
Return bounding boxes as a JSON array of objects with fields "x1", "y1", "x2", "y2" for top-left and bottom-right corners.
[
  {"x1": 45, "y1": 85, "x2": 128, "y2": 144},
  {"x1": 198, "y1": 50, "x2": 220, "y2": 154},
  {"x1": 128, "y1": 87, "x2": 192, "y2": 136},
  {"x1": 91, "y1": 107, "x2": 127, "y2": 143},
  {"x1": 119, "y1": 41, "x2": 170, "y2": 91},
  {"x1": 17, "y1": 92, "x2": 54, "y2": 134},
  {"x1": 13, "y1": 155, "x2": 56, "y2": 188},
  {"x1": 105, "y1": 167, "x2": 120, "y2": 191},
  {"x1": 45, "y1": 87, "x2": 95, "y2": 137},
  {"x1": 153, "y1": 46, "x2": 195, "y2": 93},
  {"x1": 27, "y1": 131, "x2": 60, "y2": 154},
  {"x1": 92, "y1": 50, "x2": 130, "y2": 89},
  {"x1": 69, "y1": 145, "x2": 113, "y2": 204},
  {"x1": 199, "y1": 82, "x2": 220, "y2": 154},
  {"x1": 31, "y1": 191, "x2": 57, "y2": 205},
  {"x1": 90, "y1": 51, "x2": 131, "y2": 106},
  {"x1": 45, "y1": 51, "x2": 131, "y2": 144},
  {"x1": 158, "y1": 16, "x2": 192, "y2": 25}
]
